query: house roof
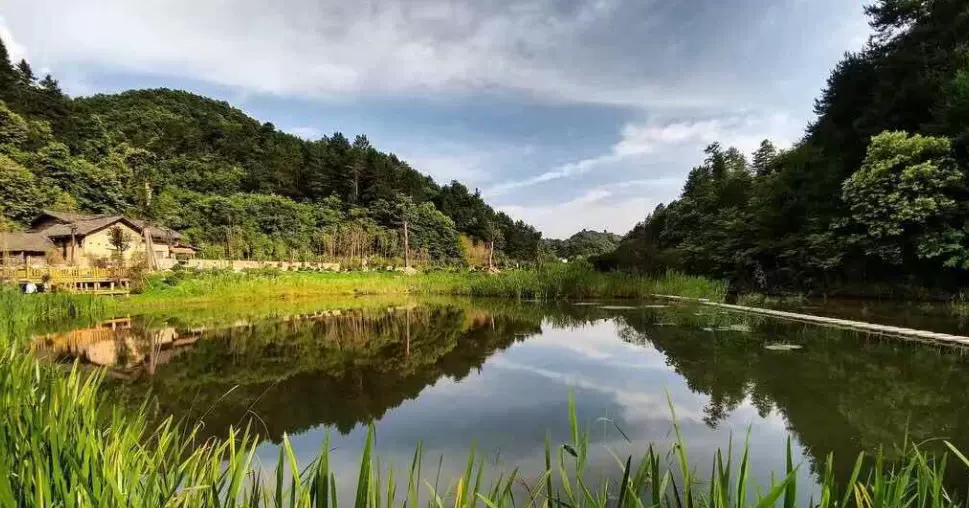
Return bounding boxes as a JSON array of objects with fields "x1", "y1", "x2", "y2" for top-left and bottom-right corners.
[
  {"x1": 128, "y1": 219, "x2": 184, "y2": 241},
  {"x1": 39, "y1": 210, "x2": 111, "y2": 224},
  {"x1": 0, "y1": 232, "x2": 55, "y2": 253},
  {"x1": 40, "y1": 215, "x2": 140, "y2": 238},
  {"x1": 33, "y1": 210, "x2": 184, "y2": 242}
]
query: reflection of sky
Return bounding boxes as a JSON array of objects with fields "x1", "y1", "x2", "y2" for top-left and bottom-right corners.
[{"x1": 257, "y1": 319, "x2": 817, "y2": 504}]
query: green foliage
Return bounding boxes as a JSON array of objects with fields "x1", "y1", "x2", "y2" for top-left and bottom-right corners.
[
  {"x1": 0, "y1": 154, "x2": 46, "y2": 223},
  {"x1": 546, "y1": 229, "x2": 621, "y2": 259},
  {"x1": 841, "y1": 131, "x2": 967, "y2": 266},
  {"x1": 0, "y1": 101, "x2": 28, "y2": 146}
]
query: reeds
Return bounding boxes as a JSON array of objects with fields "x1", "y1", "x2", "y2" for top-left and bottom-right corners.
[{"x1": 416, "y1": 264, "x2": 725, "y2": 301}]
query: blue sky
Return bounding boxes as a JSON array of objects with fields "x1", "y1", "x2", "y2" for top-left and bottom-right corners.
[{"x1": 1, "y1": 0, "x2": 869, "y2": 238}]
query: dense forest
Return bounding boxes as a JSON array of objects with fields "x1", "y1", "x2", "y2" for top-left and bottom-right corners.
[
  {"x1": 597, "y1": 0, "x2": 969, "y2": 296},
  {"x1": 0, "y1": 45, "x2": 542, "y2": 267},
  {"x1": 545, "y1": 230, "x2": 621, "y2": 260}
]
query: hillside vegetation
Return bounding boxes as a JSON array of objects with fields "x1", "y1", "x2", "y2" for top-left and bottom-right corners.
[
  {"x1": 0, "y1": 47, "x2": 541, "y2": 266},
  {"x1": 597, "y1": 0, "x2": 969, "y2": 296},
  {"x1": 545, "y1": 229, "x2": 621, "y2": 260}
]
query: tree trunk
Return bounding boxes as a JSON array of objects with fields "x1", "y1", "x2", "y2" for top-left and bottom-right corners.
[
  {"x1": 70, "y1": 224, "x2": 77, "y2": 266},
  {"x1": 403, "y1": 220, "x2": 410, "y2": 268},
  {"x1": 488, "y1": 240, "x2": 494, "y2": 271},
  {"x1": 143, "y1": 225, "x2": 156, "y2": 272}
]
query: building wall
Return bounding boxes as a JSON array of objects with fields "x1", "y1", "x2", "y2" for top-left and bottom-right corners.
[
  {"x1": 77, "y1": 224, "x2": 149, "y2": 268},
  {"x1": 0, "y1": 252, "x2": 48, "y2": 266}
]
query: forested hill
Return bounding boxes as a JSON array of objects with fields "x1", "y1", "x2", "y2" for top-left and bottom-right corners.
[
  {"x1": 0, "y1": 49, "x2": 541, "y2": 265},
  {"x1": 598, "y1": 0, "x2": 969, "y2": 296},
  {"x1": 545, "y1": 230, "x2": 621, "y2": 260}
]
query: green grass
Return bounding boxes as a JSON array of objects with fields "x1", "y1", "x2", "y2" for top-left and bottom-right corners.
[
  {"x1": 0, "y1": 265, "x2": 723, "y2": 323},
  {"x1": 125, "y1": 263, "x2": 726, "y2": 307}
]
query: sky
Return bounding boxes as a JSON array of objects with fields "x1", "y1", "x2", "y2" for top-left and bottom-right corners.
[{"x1": 1, "y1": 0, "x2": 870, "y2": 238}]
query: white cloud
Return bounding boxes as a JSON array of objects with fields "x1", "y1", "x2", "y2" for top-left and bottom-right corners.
[
  {"x1": 616, "y1": 113, "x2": 798, "y2": 156},
  {"x1": 484, "y1": 152, "x2": 626, "y2": 196},
  {"x1": 486, "y1": 112, "x2": 798, "y2": 199},
  {"x1": 1, "y1": 0, "x2": 867, "y2": 111},
  {"x1": 285, "y1": 126, "x2": 324, "y2": 140},
  {"x1": 398, "y1": 151, "x2": 494, "y2": 187},
  {"x1": 498, "y1": 183, "x2": 670, "y2": 238},
  {"x1": 1, "y1": 0, "x2": 693, "y2": 108},
  {"x1": 0, "y1": 16, "x2": 28, "y2": 62}
]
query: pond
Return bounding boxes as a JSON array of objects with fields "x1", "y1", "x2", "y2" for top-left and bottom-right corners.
[{"x1": 33, "y1": 297, "x2": 969, "y2": 502}]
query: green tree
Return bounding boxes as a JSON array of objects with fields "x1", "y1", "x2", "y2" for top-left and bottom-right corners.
[
  {"x1": 0, "y1": 154, "x2": 45, "y2": 223},
  {"x1": 0, "y1": 101, "x2": 29, "y2": 147},
  {"x1": 0, "y1": 37, "x2": 15, "y2": 93},
  {"x1": 108, "y1": 225, "x2": 133, "y2": 267},
  {"x1": 841, "y1": 131, "x2": 967, "y2": 267},
  {"x1": 15, "y1": 59, "x2": 34, "y2": 86},
  {"x1": 751, "y1": 140, "x2": 778, "y2": 176}
]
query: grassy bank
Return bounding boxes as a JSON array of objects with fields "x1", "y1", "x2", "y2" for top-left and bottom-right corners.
[
  {"x1": 1, "y1": 264, "x2": 724, "y2": 330},
  {"x1": 130, "y1": 263, "x2": 726, "y2": 307}
]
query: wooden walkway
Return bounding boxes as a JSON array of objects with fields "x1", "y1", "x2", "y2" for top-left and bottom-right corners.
[
  {"x1": 654, "y1": 294, "x2": 969, "y2": 348},
  {"x1": 1, "y1": 266, "x2": 130, "y2": 295}
]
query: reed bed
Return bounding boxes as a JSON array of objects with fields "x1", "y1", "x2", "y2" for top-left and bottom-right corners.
[
  {"x1": 416, "y1": 265, "x2": 725, "y2": 301},
  {"x1": 130, "y1": 263, "x2": 726, "y2": 306}
]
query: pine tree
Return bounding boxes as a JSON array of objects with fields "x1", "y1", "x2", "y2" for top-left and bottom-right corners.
[
  {"x1": 15, "y1": 59, "x2": 35, "y2": 85},
  {"x1": 0, "y1": 37, "x2": 16, "y2": 93},
  {"x1": 39, "y1": 74, "x2": 62, "y2": 95},
  {"x1": 751, "y1": 140, "x2": 778, "y2": 176}
]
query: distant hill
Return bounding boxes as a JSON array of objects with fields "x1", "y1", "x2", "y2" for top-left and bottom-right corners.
[
  {"x1": 545, "y1": 229, "x2": 621, "y2": 259},
  {"x1": 0, "y1": 44, "x2": 542, "y2": 265}
]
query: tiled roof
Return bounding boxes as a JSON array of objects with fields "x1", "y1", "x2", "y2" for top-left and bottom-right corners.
[
  {"x1": 0, "y1": 232, "x2": 55, "y2": 253},
  {"x1": 41, "y1": 215, "x2": 134, "y2": 237},
  {"x1": 34, "y1": 211, "x2": 184, "y2": 242},
  {"x1": 40, "y1": 210, "x2": 111, "y2": 223},
  {"x1": 128, "y1": 219, "x2": 184, "y2": 241}
]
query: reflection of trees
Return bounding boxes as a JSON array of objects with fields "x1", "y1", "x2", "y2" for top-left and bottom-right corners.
[
  {"x1": 108, "y1": 305, "x2": 544, "y2": 442},
  {"x1": 616, "y1": 309, "x2": 969, "y2": 490}
]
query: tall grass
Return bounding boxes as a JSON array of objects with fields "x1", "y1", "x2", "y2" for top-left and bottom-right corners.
[
  {"x1": 127, "y1": 263, "x2": 726, "y2": 306},
  {"x1": 417, "y1": 265, "x2": 725, "y2": 301},
  {"x1": 0, "y1": 287, "x2": 106, "y2": 339}
]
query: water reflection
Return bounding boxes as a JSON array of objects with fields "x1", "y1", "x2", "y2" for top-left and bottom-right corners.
[{"x1": 35, "y1": 300, "x2": 969, "y2": 497}]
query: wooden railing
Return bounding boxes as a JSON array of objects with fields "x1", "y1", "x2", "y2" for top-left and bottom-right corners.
[{"x1": 0, "y1": 266, "x2": 127, "y2": 283}]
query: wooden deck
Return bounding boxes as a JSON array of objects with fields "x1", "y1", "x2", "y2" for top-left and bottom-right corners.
[
  {"x1": 654, "y1": 294, "x2": 969, "y2": 348},
  {"x1": 1, "y1": 266, "x2": 131, "y2": 295}
]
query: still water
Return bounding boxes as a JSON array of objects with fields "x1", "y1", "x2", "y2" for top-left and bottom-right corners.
[{"x1": 33, "y1": 298, "x2": 969, "y2": 501}]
